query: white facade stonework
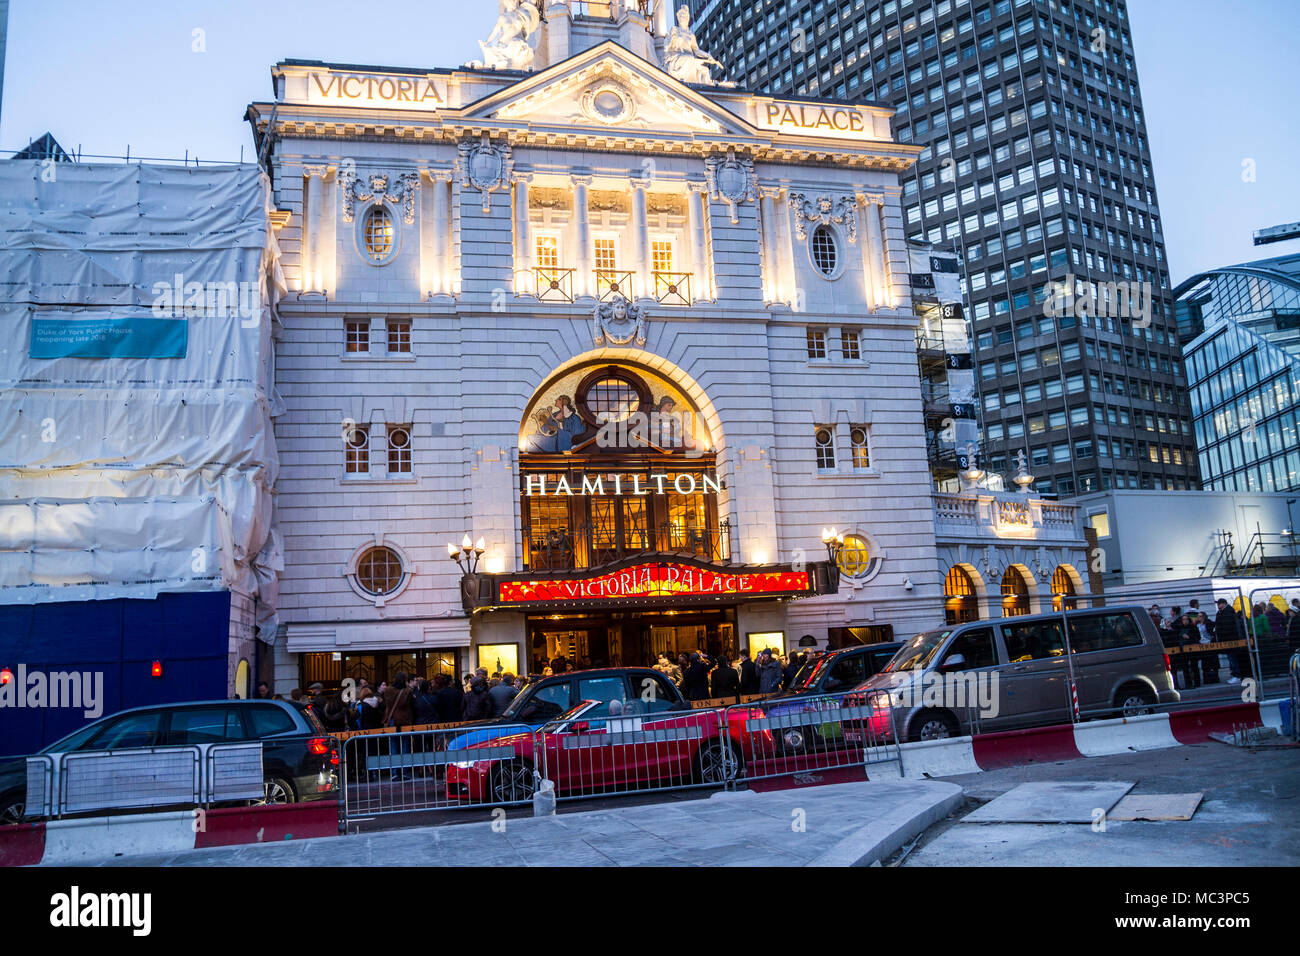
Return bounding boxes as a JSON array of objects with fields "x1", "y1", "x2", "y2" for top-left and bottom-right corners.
[{"x1": 249, "y1": 10, "x2": 950, "y2": 686}]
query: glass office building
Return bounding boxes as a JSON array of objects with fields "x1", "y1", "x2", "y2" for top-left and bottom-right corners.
[
  {"x1": 688, "y1": 0, "x2": 1198, "y2": 497},
  {"x1": 1176, "y1": 253, "x2": 1300, "y2": 494}
]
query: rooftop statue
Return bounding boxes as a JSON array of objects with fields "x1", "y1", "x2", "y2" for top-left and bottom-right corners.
[
  {"x1": 663, "y1": 5, "x2": 722, "y2": 85},
  {"x1": 472, "y1": 0, "x2": 543, "y2": 72}
]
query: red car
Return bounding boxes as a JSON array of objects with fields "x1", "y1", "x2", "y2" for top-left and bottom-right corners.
[{"x1": 446, "y1": 699, "x2": 770, "y2": 803}]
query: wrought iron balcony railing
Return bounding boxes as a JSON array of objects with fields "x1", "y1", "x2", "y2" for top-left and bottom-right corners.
[
  {"x1": 516, "y1": 266, "x2": 576, "y2": 303},
  {"x1": 653, "y1": 271, "x2": 692, "y2": 306},
  {"x1": 525, "y1": 519, "x2": 732, "y2": 572},
  {"x1": 594, "y1": 269, "x2": 636, "y2": 301}
]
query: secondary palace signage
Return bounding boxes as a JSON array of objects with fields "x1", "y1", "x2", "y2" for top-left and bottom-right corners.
[
  {"x1": 460, "y1": 557, "x2": 838, "y2": 613},
  {"x1": 500, "y1": 563, "x2": 811, "y2": 604}
]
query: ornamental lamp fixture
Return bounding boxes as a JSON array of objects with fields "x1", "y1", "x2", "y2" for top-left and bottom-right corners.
[
  {"x1": 821, "y1": 527, "x2": 845, "y2": 562},
  {"x1": 448, "y1": 534, "x2": 487, "y2": 574}
]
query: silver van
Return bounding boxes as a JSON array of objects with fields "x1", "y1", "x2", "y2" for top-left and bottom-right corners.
[{"x1": 852, "y1": 605, "x2": 1180, "y2": 742}]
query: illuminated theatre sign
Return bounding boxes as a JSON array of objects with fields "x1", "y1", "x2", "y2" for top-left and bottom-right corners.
[
  {"x1": 462, "y1": 558, "x2": 839, "y2": 613},
  {"x1": 523, "y1": 472, "x2": 722, "y2": 497}
]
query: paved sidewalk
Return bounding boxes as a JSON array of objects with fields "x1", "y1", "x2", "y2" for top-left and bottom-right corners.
[{"x1": 77, "y1": 779, "x2": 963, "y2": 868}]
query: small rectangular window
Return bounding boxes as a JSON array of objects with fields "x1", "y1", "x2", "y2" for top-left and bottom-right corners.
[
  {"x1": 535, "y1": 235, "x2": 559, "y2": 269},
  {"x1": 345, "y1": 424, "x2": 369, "y2": 475},
  {"x1": 850, "y1": 426, "x2": 870, "y2": 469},
  {"x1": 387, "y1": 425, "x2": 412, "y2": 474},
  {"x1": 806, "y1": 328, "x2": 827, "y2": 359},
  {"x1": 841, "y1": 329, "x2": 861, "y2": 360},
  {"x1": 386, "y1": 320, "x2": 411, "y2": 354},
  {"x1": 815, "y1": 426, "x2": 836, "y2": 470},
  {"x1": 345, "y1": 320, "x2": 369, "y2": 353}
]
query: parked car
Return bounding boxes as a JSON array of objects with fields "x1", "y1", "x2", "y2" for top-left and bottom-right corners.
[
  {"x1": 846, "y1": 606, "x2": 1179, "y2": 743},
  {"x1": 444, "y1": 668, "x2": 691, "y2": 751},
  {"x1": 0, "y1": 699, "x2": 340, "y2": 824},
  {"x1": 446, "y1": 696, "x2": 769, "y2": 803},
  {"x1": 759, "y1": 643, "x2": 903, "y2": 752}
]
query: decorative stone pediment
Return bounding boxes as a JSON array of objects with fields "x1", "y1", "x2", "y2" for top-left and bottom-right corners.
[{"x1": 472, "y1": 44, "x2": 756, "y2": 139}]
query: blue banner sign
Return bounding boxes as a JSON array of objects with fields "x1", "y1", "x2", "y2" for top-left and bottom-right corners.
[{"x1": 30, "y1": 318, "x2": 188, "y2": 359}]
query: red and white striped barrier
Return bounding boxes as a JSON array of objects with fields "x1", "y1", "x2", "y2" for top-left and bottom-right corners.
[
  {"x1": 0, "y1": 801, "x2": 339, "y2": 867},
  {"x1": 887, "y1": 699, "x2": 1286, "y2": 780}
]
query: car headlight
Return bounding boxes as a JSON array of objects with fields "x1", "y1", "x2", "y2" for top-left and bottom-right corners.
[
  {"x1": 451, "y1": 760, "x2": 482, "y2": 769},
  {"x1": 868, "y1": 690, "x2": 901, "y2": 709}
]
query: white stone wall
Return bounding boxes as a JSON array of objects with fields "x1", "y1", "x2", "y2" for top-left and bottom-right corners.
[{"x1": 266, "y1": 118, "x2": 947, "y2": 668}]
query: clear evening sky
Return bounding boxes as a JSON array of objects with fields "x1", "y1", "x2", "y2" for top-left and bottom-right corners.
[{"x1": 2, "y1": 0, "x2": 1296, "y2": 284}]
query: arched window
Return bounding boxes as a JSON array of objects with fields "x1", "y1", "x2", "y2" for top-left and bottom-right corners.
[
  {"x1": 1051, "y1": 565, "x2": 1078, "y2": 612},
  {"x1": 1001, "y1": 566, "x2": 1030, "y2": 617},
  {"x1": 944, "y1": 565, "x2": 979, "y2": 624}
]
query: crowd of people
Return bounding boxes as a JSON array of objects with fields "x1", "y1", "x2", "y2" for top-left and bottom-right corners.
[
  {"x1": 260, "y1": 646, "x2": 820, "y2": 732},
  {"x1": 1148, "y1": 596, "x2": 1300, "y2": 689}
]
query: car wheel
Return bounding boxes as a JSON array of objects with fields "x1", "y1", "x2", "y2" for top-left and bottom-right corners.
[
  {"x1": 1115, "y1": 684, "x2": 1156, "y2": 718},
  {"x1": 255, "y1": 776, "x2": 297, "y2": 806},
  {"x1": 907, "y1": 709, "x2": 958, "y2": 743},
  {"x1": 0, "y1": 792, "x2": 25, "y2": 827},
  {"x1": 488, "y1": 760, "x2": 536, "y2": 803},
  {"x1": 694, "y1": 739, "x2": 742, "y2": 785}
]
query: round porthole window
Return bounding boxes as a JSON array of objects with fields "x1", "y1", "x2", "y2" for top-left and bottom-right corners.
[
  {"x1": 809, "y1": 224, "x2": 841, "y2": 279},
  {"x1": 355, "y1": 546, "x2": 404, "y2": 596}
]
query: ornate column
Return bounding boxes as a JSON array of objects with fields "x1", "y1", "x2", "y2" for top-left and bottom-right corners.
[
  {"x1": 759, "y1": 186, "x2": 781, "y2": 305},
  {"x1": 631, "y1": 174, "x2": 650, "y2": 300},
  {"x1": 771, "y1": 186, "x2": 796, "y2": 309},
  {"x1": 512, "y1": 171, "x2": 533, "y2": 294},
  {"x1": 861, "y1": 193, "x2": 887, "y2": 311},
  {"x1": 686, "y1": 181, "x2": 712, "y2": 302},
  {"x1": 572, "y1": 174, "x2": 593, "y2": 299},
  {"x1": 302, "y1": 164, "x2": 329, "y2": 292},
  {"x1": 424, "y1": 168, "x2": 454, "y2": 297}
]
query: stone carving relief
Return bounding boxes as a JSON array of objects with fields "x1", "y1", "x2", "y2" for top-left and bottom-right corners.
[
  {"x1": 789, "y1": 193, "x2": 858, "y2": 243},
  {"x1": 704, "y1": 152, "x2": 756, "y2": 224},
  {"x1": 339, "y1": 171, "x2": 419, "y2": 225},
  {"x1": 592, "y1": 295, "x2": 648, "y2": 347},
  {"x1": 458, "y1": 137, "x2": 514, "y2": 213}
]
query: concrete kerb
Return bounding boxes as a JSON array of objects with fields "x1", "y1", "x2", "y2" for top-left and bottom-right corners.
[{"x1": 806, "y1": 780, "x2": 965, "y2": 867}]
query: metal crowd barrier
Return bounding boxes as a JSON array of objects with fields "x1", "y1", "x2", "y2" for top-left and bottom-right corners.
[
  {"x1": 338, "y1": 694, "x2": 914, "y2": 825},
  {"x1": 1289, "y1": 653, "x2": 1299, "y2": 741},
  {"x1": 724, "y1": 692, "x2": 902, "y2": 784},
  {"x1": 341, "y1": 722, "x2": 540, "y2": 818},
  {"x1": 537, "y1": 705, "x2": 728, "y2": 801},
  {"x1": 24, "y1": 743, "x2": 264, "y2": 821}
]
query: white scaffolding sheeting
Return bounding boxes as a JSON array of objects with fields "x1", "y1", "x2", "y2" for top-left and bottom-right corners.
[{"x1": 0, "y1": 161, "x2": 285, "y2": 638}]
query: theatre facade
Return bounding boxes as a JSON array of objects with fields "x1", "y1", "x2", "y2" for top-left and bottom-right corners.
[{"x1": 247, "y1": 2, "x2": 950, "y2": 690}]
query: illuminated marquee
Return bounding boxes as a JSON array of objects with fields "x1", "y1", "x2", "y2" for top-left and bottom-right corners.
[{"x1": 498, "y1": 563, "x2": 812, "y2": 605}]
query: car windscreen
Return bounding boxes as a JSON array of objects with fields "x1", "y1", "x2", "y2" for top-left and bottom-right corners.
[
  {"x1": 289, "y1": 700, "x2": 326, "y2": 733},
  {"x1": 886, "y1": 630, "x2": 951, "y2": 672},
  {"x1": 794, "y1": 656, "x2": 830, "y2": 689}
]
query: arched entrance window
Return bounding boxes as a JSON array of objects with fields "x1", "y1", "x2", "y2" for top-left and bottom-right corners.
[
  {"x1": 1051, "y1": 565, "x2": 1078, "y2": 612},
  {"x1": 1001, "y1": 566, "x2": 1031, "y2": 617},
  {"x1": 944, "y1": 566, "x2": 979, "y2": 624}
]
